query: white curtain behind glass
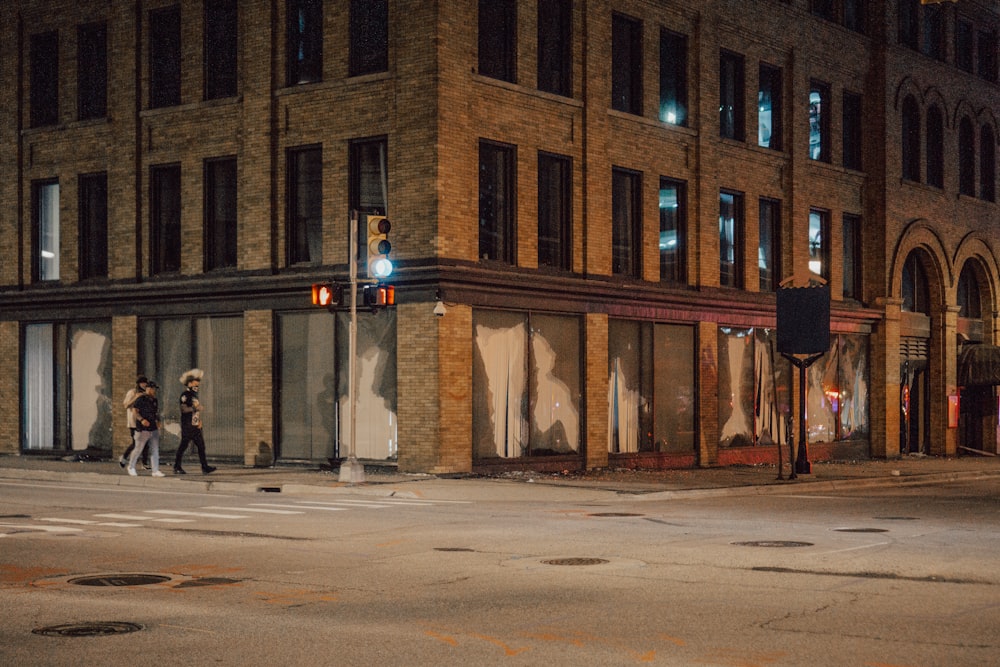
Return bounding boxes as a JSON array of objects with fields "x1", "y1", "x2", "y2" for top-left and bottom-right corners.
[
  {"x1": 39, "y1": 183, "x2": 59, "y2": 280},
  {"x1": 24, "y1": 324, "x2": 54, "y2": 450},
  {"x1": 474, "y1": 321, "x2": 527, "y2": 458},
  {"x1": 609, "y1": 358, "x2": 639, "y2": 453},
  {"x1": 70, "y1": 327, "x2": 111, "y2": 451}
]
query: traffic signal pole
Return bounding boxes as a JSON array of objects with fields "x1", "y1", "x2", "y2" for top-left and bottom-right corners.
[{"x1": 340, "y1": 210, "x2": 366, "y2": 484}]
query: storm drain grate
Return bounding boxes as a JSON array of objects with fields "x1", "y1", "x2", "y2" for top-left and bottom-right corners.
[
  {"x1": 588, "y1": 512, "x2": 644, "y2": 517},
  {"x1": 69, "y1": 574, "x2": 171, "y2": 587},
  {"x1": 33, "y1": 622, "x2": 143, "y2": 637},
  {"x1": 542, "y1": 558, "x2": 610, "y2": 566},
  {"x1": 732, "y1": 540, "x2": 813, "y2": 548},
  {"x1": 834, "y1": 528, "x2": 889, "y2": 533}
]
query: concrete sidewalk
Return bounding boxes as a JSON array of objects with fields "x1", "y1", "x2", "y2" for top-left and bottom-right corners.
[{"x1": 1, "y1": 451, "x2": 999, "y2": 502}]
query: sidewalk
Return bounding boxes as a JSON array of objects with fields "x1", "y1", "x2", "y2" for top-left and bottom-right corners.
[{"x1": 2, "y1": 452, "x2": 999, "y2": 502}]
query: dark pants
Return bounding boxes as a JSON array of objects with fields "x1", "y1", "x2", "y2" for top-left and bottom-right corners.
[
  {"x1": 123, "y1": 428, "x2": 149, "y2": 465},
  {"x1": 175, "y1": 428, "x2": 209, "y2": 471}
]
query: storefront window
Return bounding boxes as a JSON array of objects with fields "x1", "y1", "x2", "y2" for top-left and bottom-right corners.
[{"x1": 718, "y1": 327, "x2": 792, "y2": 447}]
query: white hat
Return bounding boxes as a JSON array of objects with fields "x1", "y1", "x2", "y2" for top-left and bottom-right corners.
[{"x1": 180, "y1": 368, "x2": 204, "y2": 385}]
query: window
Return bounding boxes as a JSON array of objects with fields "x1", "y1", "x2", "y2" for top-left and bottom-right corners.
[
  {"x1": 758, "y1": 198, "x2": 780, "y2": 292},
  {"x1": 612, "y1": 168, "x2": 641, "y2": 277},
  {"x1": 810, "y1": 0, "x2": 835, "y2": 21},
  {"x1": 205, "y1": 158, "x2": 237, "y2": 271},
  {"x1": 842, "y1": 91, "x2": 862, "y2": 170},
  {"x1": 204, "y1": 0, "x2": 238, "y2": 99},
  {"x1": 32, "y1": 180, "x2": 60, "y2": 282},
  {"x1": 349, "y1": 0, "x2": 388, "y2": 77},
  {"x1": 659, "y1": 178, "x2": 686, "y2": 283},
  {"x1": 538, "y1": 152, "x2": 571, "y2": 271},
  {"x1": 151, "y1": 165, "x2": 181, "y2": 274},
  {"x1": 981, "y1": 124, "x2": 996, "y2": 203},
  {"x1": 77, "y1": 23, "x2": 107, "y2": 120},
  {"x1": 478, "y1": 0, "x2": 516, "y2": 82},
  {"x1": 150, "y1": 5, "x2": 181, "y2": 108},
  {"x1": 78, "y1": 173, "x2": 108, "y2": 280},
  {"x1": 959, "y1": 117, "x2": 976, "y2": 197},
  {"x1": 808, "y1": 80, "x2": 830, "y2": 162},
  {"x1": 957, "y1": 264, "x2": 982, "y2": 319},
  {"x1": 808, "y1": 208, "x2": 830, "y2": 281},
  {"x1": 719, "y1": 190, "x2": 744, "y2": 288},
  {"x1": 612, "y1": 14, "x2": 642, "y2": 115},
  {"x1": 287, "y1": 0, "x2": 323, "y2": 85},
  {"x1": 659, "y1": 29, "x2": 687, "y2": 126},
  {"x1": 898, "y1": 0, "x2": 919, "y2": 50},
  {"x1": 926, "y1": 105, "x2": 944, "y2": 188},
  {"x1": 719, "y1": 51, "x2": 745, "y2": 141},
  {"x1": 805, "y1": 333, "x2": 870, "y2": 443},
  {"x1": 842, "y1": 214, "x2": 861, "y2": 300},
  {"x1": 901, "y1": 95, "x2": 920, "y2": 181},
  {"x1": 537, "y1": 0, "x2": 571, "y2": 96},
  {"x1": 349, "y1": 137, "x2": 389, "y2": 267},
  {"x1": 30, "y1": 31, "x2": 59, "y2": 127},
  {"x1": 956, "y1": 19, "x2": 974, "y2": 72},
  {"x1": 287, "y1": 146, "x2": 323, "y2": 265},
  {"x1": 718, "y1": 328, "x2": 794, "y2": 448},
  {"x1": 758, "y1": 63, "x2": 782, "y2": 150},
  {"x1": 922, "y1": 5, "x2": 944, "y2": 61},
  {"x1": 844, "y1": 0, "x2": 866, "y2": 34},
  {"x1": 901, "y1": 253, "x2": 929, "y2": 314},
  {"x1": 479, "y1": 141, "x2": 516, "y2": 263},
  {"x1": 978, "y1": 29, "x2": 998, "y2": 82}
]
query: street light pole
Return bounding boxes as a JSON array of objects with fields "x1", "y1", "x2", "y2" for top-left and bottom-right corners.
[{"x1": 340, "y1": 210, "x2": 365, "y2": 484}]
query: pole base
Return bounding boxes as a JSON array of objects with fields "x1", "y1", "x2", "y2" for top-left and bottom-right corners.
[
  {"x1": 794, "y1": 458, "x2": 812, "y2": 475},
  {"x1": 338, "y1": 457, "x2": 366, "y2": 484}
]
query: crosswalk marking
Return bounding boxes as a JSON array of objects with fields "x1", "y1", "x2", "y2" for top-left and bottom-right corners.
[
  {"x1": 147, "y1": 509, "x2": 250, "y2": 519},
  {"x1": 0, "y1": 522, "x2": 82, "y2": 533},
  {"x1": 95, "y1": 513, "x2": 156, "y2": 520},
  {"x1": 203, "y1": 506, "x2": 304, "y2": 515},
  {"x1": 249, "y1": 503, "x2": 347, "y2": 512}
]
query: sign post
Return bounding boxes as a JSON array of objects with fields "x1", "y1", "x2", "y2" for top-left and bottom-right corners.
[{"x1": 340, "y1": 210, "x2": 366, "y2": 484}]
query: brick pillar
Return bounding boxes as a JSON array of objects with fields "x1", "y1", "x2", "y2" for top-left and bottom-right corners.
[
  {"x1": 0, "y1": 321, "x2": 19, "y2": 454},
  {"x1": 697, "y1": 321, "x2": 720, "y2": 467},
  {"x1": 931, "y1": 305, "x2": 961, "y2": 456},
  {"x1": 584, "y1": 313, "x2": 609, "y2": 470},
  {"x1": 871, "y1": 297, "x2": 902, "y2": 458},
  {"x1": 112, "y1": 316, "x2": 139, "y2": 459},
  {"x1": 244, "y1": 310, "x2": 273, "y2": 466}
]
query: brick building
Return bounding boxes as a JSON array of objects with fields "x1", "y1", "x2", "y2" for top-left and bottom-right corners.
[{"x1": 0, "y1": 0, "x2": 997, "y2": 473}]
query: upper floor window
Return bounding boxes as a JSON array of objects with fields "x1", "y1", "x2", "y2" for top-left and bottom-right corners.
[
  {"x1": 719, "y1": 190, "x2": 744, "y2": 288},
  {"x1": 901, "y1": 95, "x2": 920, "y2": 181},
  {"x1": 350, "y1": 0, "x2": 388, "y2": 77},
  {"x1": 479, "y1": 141, "x2": 516, "y2": 264},
  {"x1": 843, "y1": 0, "x2": 867, "y2": 34},
  {"x1": 957, "y1": 264, "x2": 982, "y2": 319},
  {"x1": 612, "y1": 14, "x2": 642, "y2": 115},
  {"x1": 808, "y1": 208, "x2": 830, "y2": 281},
  {"x1": 538, "y1": 152, "x2": 572, "y2": 271},
  {"x1": 959, "y1": 117, "x2": 976, "y2": 196},
  {"x1": 205, "y1": 0, "x2": 238, "y2": 99},
  {"x1": 720, "y1": 50, "x2": 745, "y2": 141},
  {"x1": 926, "y1": 105, "x2": 944, "y2": 188},
  {"x1": 287, "y1": 146, "x2": 323, "y2": 265},
  {"x1": 78, "y1": 172, "x2": 108, "y2": 280},
  {"x1": 842, "y1": 214, "x2": 861, "y2": 300},
  {"x1": 32, "y1": 180, "x2": 60, "y2": 282},
  {"x1": 479, "y1": 0, "x2": 516, "y2": 83},
  {"x1": 612, "y1": 168, "x2": 642, "y2": 278},
  {"x1": 150, "y1": 5, "x2": 181, "y2": 108},
  {"x1": 981, "y1": 124, "x2": 996, "y2": 203},
  {"x1": 287, "y1": 0, "x2": 323, "y2": 85},
  {"x1": 979, "y1": 29, "x2": 998, "y2": 82},
  {"x1": 150, "y1": 165, "x2": 182, "y2": 274},
  {"x1": 538, "y1": 0, "x2": 571, "y2": 97},
  {"x1": 758, "y1": 198, "x2": 780, "y2": 292},
  {"x1": 205, "y1": 158, "x2": 238, "y2": 271},
  {"x1": 77, "y1": 23, "x2": 107, "y2": 120},
  {"x1": 350, "y1": 136, "x2": 389, "y2": 272},
  {"x1": 30, "y1": 31, "x2": 59, "y2": 127},
  {"x1": 758, "y1": 63, "x2": 782, "y2": 150},
  {"x1": 842, "y1": 91, "x2": 862, "y2": 170},
  {"x1": 808, "y1": 80, "x2": 830, "y2": 162},
  {"x1": 898, "y1": 0, "x2": 919, "y2": 50},
  {"x1": 659, "y1": 29, "x2": 687, "y2": 126},
  {"x1": 956, "y1": 19, "x2": 975, "y2": 72},
  {"x1": 810, "y1": 0, "x2": 835, "y2": 21},
  {"x1": 901, "y1": 253, "x2": 930, "y2": 314},
  {"x1": 922, "y1": 4, "x2": 944, "y2": 61},
  {"x1": 659, "y1": 178, "x2": 686, "y2": 283}
]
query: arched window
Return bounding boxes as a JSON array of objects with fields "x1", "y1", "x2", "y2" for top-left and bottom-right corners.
[
  {"x1": 901, "y1": 96, "x2": 921, "y2": 181},
  {"x1": 901, "y1": 253, "x2": 930, "y2": 315},
  {"x1": 959, "y1": 117, "x2": 976, "y2": 196},
  {"x1": 925, "y1": 105, "x2": 944, "y2": 188},
  {"x1": 957, "y1": 264, "x2": 982, "y2": 319},
  {"x1": 981, "y1": 124, "x2": 996, "y2": 202}
]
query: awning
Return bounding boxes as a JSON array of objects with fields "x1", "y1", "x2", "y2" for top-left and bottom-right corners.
[{"x1": 958, "y1": 345, "x2": 1000, "y2": 386}]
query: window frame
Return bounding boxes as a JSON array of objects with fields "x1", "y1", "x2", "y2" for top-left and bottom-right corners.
[
  {"x1": 478, "y1": 0, "x2": 516, "y2": 83},
  {"x1": 29, "y1": 31, "x2": 60, "y2": 128},
  {"x1": 842, "y1": 213, "x2": 862, "y2": 301},
  {"x1": 842, "y1": 90, "x2": 863, "y2": 171},
  {"x1": 758, "y1": 63, "x2": 782, "y2": 151},
  {"x1": 808, "y1": 80, "x2": 831, "y2": 163},
  {"x1": 537, "y1": 0, "x2": 572, "y2": 97},
  {"x1": 611, "y1": 13, "x2": 643, "y2": 115},
  {"x1": 204, "y1": 0, "x2": 238, "y2": 100},
  {"x1": 78, "y1": 172, "x2": 108, "y2": 280},
  {"x1": 32, "y1": 179, "x2": 60, "y2": 282},
  {"x1": 611, "y1": 167, "x2": 642, "y2": 278},
  {"x1": 149, "y1": 4, "x2": 182, "y2": 109},
  {"x1": 758, "y1": 197, "x2": 781, "y2": 292},
  {"x1": 719, "y1": 50, "x2": 745, "y2": 141},
  {"x1": 959, "y1": 117, "x2": 976, "y2": 197},
  {"x1": 479, "y1": 140, "x2": 517, "y2": 264},
  {"x1": 77, "y1": 22, "x2": 107, "y2": 120},
  {"x1": 659, "y1": 28, "x2": 687, "y2": 126},
  {"x1": 287, "y1": 145, "x2": 323, "y2": 265},
  {"x1": 659, "y1": 177, "x2": 687, "y2": 284},
  {"x1": 981, "y1": 124, "x2": 996, "y2": 202},
  {"x1": 150, "y1": 164, "x2": 182, "y2": 275},
  {"x1": 719, "y1": 189, "x2": 744, "y2": 289},
  {"x1": 537, "y1": 151, "x2": 572, "y2": 272},
  {"x1": 204, "y1": 157, "x2": 238, "y2": 271},
  {"x1": 349, "y1": 0, "x2": 388, "y2": 77},
  {"x1": 901, "y1": 95, "x2": 921, "y2": 182},
  {"x1": 286, "y1": 0, "x2": 323, "y2": 85},
  {"x1": 925, "y1": 104, "x2": 944, "y2": 188},
  {"x1": 808, "y1": 208, "x2": 831, "y2": 282}
]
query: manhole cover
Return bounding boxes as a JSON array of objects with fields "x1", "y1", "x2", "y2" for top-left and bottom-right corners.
[
  {"x1": 33, "y1": 622, "x2": 143, "y2": 637},
  {"x1": 732, "y1": 540, "x2": 813, "y2": 548},
  {"x1": 588, "y1": 512, "x2": 644, "y2": 517},
  {"x1": 68, "y1": 574, "x2": 172, "y2": 587},
  {"x1": 434, "y1": 547, "x2": 475, "y2": 552},
  {"x1": 834, "y1": 528, "x2": 889, "y2": 533},
  {"x1": 541, "y1": 557, "x2": 610, "y2": 566}
]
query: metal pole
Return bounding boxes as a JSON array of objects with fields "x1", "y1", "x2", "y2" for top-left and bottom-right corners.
[{"x1": 340, "y1": 210, "x2": 365, "y2": 483}]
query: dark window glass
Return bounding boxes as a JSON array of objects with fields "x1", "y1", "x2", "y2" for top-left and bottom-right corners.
[
  {"x1": 659, "y1": 178, "x2": 686, "y2": 284},
  {"x1": 758, "y1": 198, "x2": 780, "y2": 292},
  {"x1": 612, "y1": 168, "x2": 641, "y2": 278},
  {"x1": 537, "y1": 0, "x2": 571, "y2": 96},
  {"x1": 287, "y1": 0, "x2": 323, "y2": 85},
  {"x1": 349, "y1": 136, "x2": 389, "y2": 266},
  {"x1": 809, "y1": 80, "x2": 830, "y2": 162},
  {"x1": 981, "y1": 124, "x2": 996, "y2": 202},
  {"x1": 205, "y1": 0, "x2": 238, "y2": 99},
  {"x1": 612, "y1": 14, "x2": 643, "y2": 115},
  {"x1": 538, "y1": 152, "x2": 571, "y2": 271},
  {"x1": 287, "y1": 146, "x2": 323, "y2": 265},
  {"x1": 926, "y1": 105, "x2": 944, "y2": 188},
  {"x1": 842, "y1": 214, "x2": 861, "y2": 300},
  {"x1": 842, "y1": 91, "x2": 862, "y2": 170},
  {"x1": 659, "y1": 29, "x2": 687, "y2": 126},
  {"x1": 719, "y1": 190, "x2": 743, "y2": 288},
  {"x1": 808, "y1": 208, "x2": 830, "y2": 281},
  {"x1": 979, "y1": 30, "x2": 998, "y2": 82},
  {"x1": 479, "y1": 0, "x2": 516, "y2": 82},
  {"x1": 922, "y1": 5, "x2": 944, "y2": 61},
  {"x1": 898, "y1": 0, "x2": 919, "y2": 50},
  {"x1": 956, "y1": 20, "x2": 974, "y2": 72},
  {"x1": 78, "y1": 172, "x2": 108, "y2": 280},
  {"x1": 32, "y1": 180, "x2": 60, "y2": 282},
  {"x1": 77, "y1": 23, "x2": 107, "y2": 120},
  {"x1": 30, "y1": 31, "x2": 59, "y2": 127},
  {"x1": 205, "y1": 158, "x2": 238, "y2": 270},
  {"x1": 844, "y1": 0, "x2": 866, "y2": 34},
  {"x1": 151, "y1": 164, "x2": 182, "y2": 274},
  {"x1": 720, "y1": 51, "x2": 745, "y2": 141},
  {"x1": 758, "y1": 63, "x2": 782, "y2": 150},
  {"x1": 479, "y1": 141, "x2": 516, "y2": 264},
  {"x1": 150, "y1": 6, "x2": 181, "y2": 108},
  {"x1": 350, "y1": 0, "x2": 388, "y2": 76},
  {"x1": 957, "y1": 264, "x2": 982, "y2": 319},
  {"x1": 901, "y1": 253, "x2": 929, "y2": 314},
  {"x1": 959, "y1": 117, "x2": 976, "y2": 196},
  {"x1": 810, "y1": 0, "x2": 835, "y2": 21},
  {"x1": 901, "y1": 95, "x2": 921, "y2": 181}
]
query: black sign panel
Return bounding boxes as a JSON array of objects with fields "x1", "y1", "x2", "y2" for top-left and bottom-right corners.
[{"x1": 777, "y1": 285, "x2": 830, "y2": 355}]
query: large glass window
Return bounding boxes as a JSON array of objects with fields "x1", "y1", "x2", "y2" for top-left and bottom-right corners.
[
  {"x1": 204, "y1": 0, "x2": 238, "y2": 99},
  {"x1": 717, "y1": 327, "x2": 792, "y2": 448},
  {"x1": 287, "y1": 145, "x2": 323, "y2": 265},
  {"x1": 612, "y1": 167, "x2": 641, "y2": 277},
  {"x1": 537, "y1": 0, "x2": 571, "y2": 97},
  {"x1": 151, "y1": 164, "x2": 181, "y2": 274},
  {"x1": 842, "y1": 213, "x2": 861, "y2": 300},
  {"x1": 809, "y1": 208, "x2": 830, "y2": 281},
  {"x1": 479, "y1": 140, "x2": 516, "y2": 263},
  {"x1": 349, "y1": 0, "x2": 388, "y2": 76},
  {"x1": 659, "y1": 178, "x2": 686, "y2": 283},
  {"x1": 758, "y1": 198, "x2": 780, "y2": 292},
  {"x1": 150, "y1": 5, "x2": 181, "y2": 108},
  {"x1": 205, "y1": 157, "x2": 238, "y2": 270},
  {"x1": 612, "y1": 13, "x2": 643, "y2": 115},
  {"x1": 926, "y1": 105, "x2": 944, "y2": 188},
  {"x1": 479, "y1": 0, "x2": 516, "y2": 82},
  {"x1": 922, "y1": 4, "x2": 944, "y2": 61},
  {"x1": 538, "y1": 152, "x2": 571, "y2": 271},
  {"x1": 287, "y1": 0, "x2": 323, "y2": 85},
  {"x1": 842, "y1": 91, "x2": 862, "y2": 171},
  {"x1": 809, "y1": 80, "x2": 830, "y2": 162},
  {"x1": 980, "y1": 124, "x2": 996, "y2": 202},
  {"x1": 978, "y1": 29, "x2": 998, "y2": 82},
  {"x1": 758, "y1": 63, "x2": 782, "y2": 150},
  {"x1": 33, "y1": 180, "x2": 60, "y2": 282},
  {"x1": 77, "y1": 22, "x2": 107, "y2": 120},
  {"x1": 719, "y1": 190, "x2": 743, "y2": 288},
  {"x1": 898, "y1": 0, "x2": 919, "y2": 50},
  {"x1": 956, "y1": 19, "x2": 974, "y2": 72},
  {"x1": 659, "y1": 29, "x2": 687, "y2": 126},
  {"x1": 609, "y1": 320, "x2": 695, "y2": 454},
  {"x1": 78, "y1": 172, "x2": 108, "y2": 280},
  {"x1": 30, "y1": 31, "x2": 59, "y2": 127},
  {"x1": 720, "y1": 50, "x2": 745, "y2": 140},
  {"x1": 958, "y1": 263, "x2": 982, "y2": 319},
  {"x1": 901, "y1": 95, "x2": 921, "y2": 181},
  {"x1": 807, "y1": 333, "x2": 870, "y2": 443},
  {"x1": 959, "y1": 117, "x2": 976, "y2": 197},
  {"x1": 473, "y1": 310, "x2": 581, "y2": 459}
]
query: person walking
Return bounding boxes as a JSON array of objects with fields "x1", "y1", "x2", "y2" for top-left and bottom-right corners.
[
  {"x1": 174, "y1": 369, "x2": 216, "y2": 475},
  {"x1": 128, "y1": 381, "x2": 165, "y2": 477},
  {"x1": 120, "y1": 375, "x2": 150, "y2": 469}
]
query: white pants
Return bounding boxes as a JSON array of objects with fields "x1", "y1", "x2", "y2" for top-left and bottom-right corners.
[{"x1": 130, "y1": 430, "x2": 160, "y2": 473}]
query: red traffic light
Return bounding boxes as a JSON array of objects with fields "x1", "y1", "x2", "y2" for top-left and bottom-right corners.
[
  {"x1": 363, "y1": 283, "x2": 395, "y2": 308},
  {"x1": 311, "y1": 283, "x2": 342, "y2": 310}
]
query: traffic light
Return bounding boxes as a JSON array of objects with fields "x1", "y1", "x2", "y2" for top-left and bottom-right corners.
[
  {"x1": 366, "y1": 215, "x2": 393, "y2": 279},
  {"x1": 311, "y1": 282, "x2": 342, "y2": 311},
  {"x1": 363, "y1": 283, "x2": 396, "y2": 308}
]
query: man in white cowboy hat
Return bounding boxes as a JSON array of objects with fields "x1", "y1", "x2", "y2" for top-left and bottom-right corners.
[{"x1": 173, "y1": 368, "x2": 216, "y2": 475}]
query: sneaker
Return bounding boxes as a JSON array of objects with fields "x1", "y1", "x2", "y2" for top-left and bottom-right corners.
[
  {"x1": 202, "y1": 466, "x2": 217, "y2": 475},
  {"x1": 173, "y1": 466, "x2": 187, "y2": 475},
  {"x1": 127, "y1": 468, "x2": 137, "y2": 477},
  {"x1": 151, "y1": 471, "x2": 165, "y2": 478},
  {"x1": 119, "y1": 456, "x2": 126, "y2": 468},
  {"x1": 142, "y1": 464, "x2": 152, "y2": 470}
]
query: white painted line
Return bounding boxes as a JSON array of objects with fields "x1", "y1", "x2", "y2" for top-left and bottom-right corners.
[
  {"x1": 203, "y1": 506, "x2": 303, "y2": 515},
  {"x1": 293, "y1": 500, "x2": 395, "y2": 509},
  {"x1": 94, "y1": 513, "x2": 153, "y2": 520},
  {"x1": 151, "y1": 518, "x2": 195, "y2": 523},
  {"x1": 250, "y1": 503, "x2": 347, "y2": 512},
  {"x1": 39, "y1": 518, "x2": 99, "y2": 525},
  {"x1": 96, "y1": 522, "x2": 143, "y2": 527},
  {"x1": 146, "y1": 510, "x2": 250, "y2": 519},
  {"x1": 0, "y1": 523, "x2": 82, "y2": 533}
]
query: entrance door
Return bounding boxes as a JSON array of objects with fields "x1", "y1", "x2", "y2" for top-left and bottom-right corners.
[{"x1": 900, "y1": 356, "x2": 929, "y2": 455}]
